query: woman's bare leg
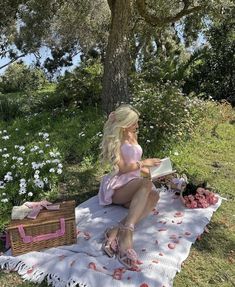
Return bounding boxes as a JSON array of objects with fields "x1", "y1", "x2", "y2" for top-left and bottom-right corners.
[
  {"x1": 113, "y1": 179, "x2": 159, "y2": 266},
  {"x1": 102, "y1": 178, "x2": 145, "y2": 242}
]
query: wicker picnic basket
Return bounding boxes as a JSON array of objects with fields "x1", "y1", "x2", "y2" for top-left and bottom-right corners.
[{"x1": 7, "y1": 200, "x2": 77, "y2": 256}]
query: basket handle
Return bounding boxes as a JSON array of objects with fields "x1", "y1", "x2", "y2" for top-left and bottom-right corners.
[{"x1": 17, "y1": 218, "x2": 65, "y2": 243}]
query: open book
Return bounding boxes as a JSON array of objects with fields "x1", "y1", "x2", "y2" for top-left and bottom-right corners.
[{"x1": 149, "y1": 157, "x2": 176, "y2": 181}]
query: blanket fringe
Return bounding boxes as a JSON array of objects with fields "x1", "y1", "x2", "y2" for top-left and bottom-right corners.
[{"x1": 0, "y1": 256, "x2": 89, "y2": 287}]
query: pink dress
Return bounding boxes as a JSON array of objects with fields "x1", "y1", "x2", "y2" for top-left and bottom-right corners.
[{"x1": 98, "y1": 142, "x2": 158, "y2": 205}]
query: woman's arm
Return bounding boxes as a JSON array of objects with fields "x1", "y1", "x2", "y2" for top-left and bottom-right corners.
[
  {"x1": 118, "y1": 155, "x2": 161, "y2": 174},
  {"x1": 118, "y1": 154, "x2": 140, "y2": 174}
]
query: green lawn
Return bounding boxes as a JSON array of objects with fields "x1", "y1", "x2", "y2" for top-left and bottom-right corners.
[{"x1": 0, "y1": 99, "x2": 234, "y2": 286}]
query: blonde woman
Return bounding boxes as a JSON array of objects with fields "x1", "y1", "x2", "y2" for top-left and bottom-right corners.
[{"x1": 99, "y1": 104, "x2": 161, "y2": 269}]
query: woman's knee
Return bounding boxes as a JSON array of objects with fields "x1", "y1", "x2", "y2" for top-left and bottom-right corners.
[
  {"x1": 141, "y1": 178, "x2": 152, "y2": 194},
  {"x1": 149, "y1": 190, "x2": 159, "y2": 204}
]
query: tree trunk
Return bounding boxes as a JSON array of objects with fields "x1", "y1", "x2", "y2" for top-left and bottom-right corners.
[{"x1": 102, "y1": 0, "x2": 132, "y2": 114}]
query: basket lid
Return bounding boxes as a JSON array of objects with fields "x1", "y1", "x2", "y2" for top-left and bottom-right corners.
[{"x1": 7, "y1": 200, "x2": 76, "y2": 229}]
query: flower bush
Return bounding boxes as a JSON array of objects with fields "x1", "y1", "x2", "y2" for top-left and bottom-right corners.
[
  {"x1": 131, "y1": 80, "x2": 199, "y2": 156},
  {"x1": 0, "y1": 129, "x2": 63, "y2": 211}
]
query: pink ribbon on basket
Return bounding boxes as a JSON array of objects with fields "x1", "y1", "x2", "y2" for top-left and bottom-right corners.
[
  {"x1": 18, "y1": 218, "x2": 65, "y2": 243},
  {"x1": 24, "y1": 200, "x2": 60, "y2": 219}
]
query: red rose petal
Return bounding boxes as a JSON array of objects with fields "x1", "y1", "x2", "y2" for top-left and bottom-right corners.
[
  {"x1": 168, "y1": 243, "x2": 176, "y2": 249},
  {"x1": 88, "y1": 262, "x2": 97, "y2": 270},
  {"x1": 185, "y1": 231, "x2": 191, "y2": 236},
  {"x1": 152, "y1": 260, "x2": 159, "y2": 264},
  {"x1": 169, "y1": 234, "x2": 177, "y2": 239},
  {"x1": 158, "y1": 228, "x2": 167, "y2": 232},
  {"x1": 159, "y1": 252, "x2": 164, "y2": 256},
  {"x1": 174, "y1": 212, "x2": 184, "y2": 217},
  {"x1": 140, "y1": 284, "x2": 149, "y2": 287}
]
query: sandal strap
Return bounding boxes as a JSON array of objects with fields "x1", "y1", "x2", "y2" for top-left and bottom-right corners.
[
  {"x1": 125, "y1": 248, "x2": 138, "y2": 261},
  {"x1": 119, "y1": 223, "x2": 135, "y2": 232}
]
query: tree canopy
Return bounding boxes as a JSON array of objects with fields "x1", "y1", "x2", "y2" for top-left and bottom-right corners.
[{"x1": 0, "y1": 0, "x2": 234, "y2": 111}]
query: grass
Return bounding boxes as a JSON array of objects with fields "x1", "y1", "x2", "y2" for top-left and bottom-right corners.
[{"x1": 0, "y1": 91, "x2": 234, "y2": 286}]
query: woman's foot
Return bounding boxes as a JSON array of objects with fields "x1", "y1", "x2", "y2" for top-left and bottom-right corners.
[
  {"x1": 102, "y1": 226, "x2": 119, "y2": 257},
  {"x1": 117, "y1": 223, "x2": 138, "y2": 269}
]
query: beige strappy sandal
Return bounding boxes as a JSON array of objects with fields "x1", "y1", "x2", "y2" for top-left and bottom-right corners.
[
  {"x1": 101, "y1": 227, "x2": 118, "y2": 257},
  {"x1": 117, "y1": 223, "x2": 138, "y2": 269}
]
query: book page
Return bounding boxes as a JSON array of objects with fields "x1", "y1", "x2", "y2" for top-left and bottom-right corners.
[{"x1": 150, "y1": 157, "x2": 176, "y2": 180}]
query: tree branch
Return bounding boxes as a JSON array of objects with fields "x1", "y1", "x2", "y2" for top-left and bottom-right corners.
[
  {"x1": 136, "y1": 0, "x2": 202, "y2": 27},
  {"x1": 0, "y1": 53, "x2": 26, "y2": 70}
]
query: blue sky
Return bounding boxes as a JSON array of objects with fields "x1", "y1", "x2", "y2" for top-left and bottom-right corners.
[{"x1": 0, "y1": 46, "x2": 81, "y2": 75}]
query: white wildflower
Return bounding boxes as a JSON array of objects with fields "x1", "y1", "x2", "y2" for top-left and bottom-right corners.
[
  {"x1": 43, "y1": 133, "x2": 49, "y2": 139},
  {"x1": 57, "y1": 169, "x2": 62, "y2": 174},
  {"x1": 4, "y1": 172, "x2": 13, "y2": 182},
  {"x1": 28, "y1": 192, "x2": 33, "y2": 197},
  {"x1": 19, "y1": 146, "x2": 25, "y2": 152},
  {"x1": 2, "y1": 153, "x2": 10, "y2": 158},
  {"x1": 2, "y1": 135, "x2": 9, "y2": 140},
  {"x1": 34, "y1": 179, "x2": 44, "y2": 189},
  {"x1": 1, "y1": 198, "x2": 8, "y2": 203},
  {"x1": 49, "y1": 168, "x2": 55, "y2": 173}
]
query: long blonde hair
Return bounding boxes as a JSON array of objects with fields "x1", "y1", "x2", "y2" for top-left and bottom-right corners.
[{"x1": 100, "y1": 104, "x2": 140, "y2": 174}]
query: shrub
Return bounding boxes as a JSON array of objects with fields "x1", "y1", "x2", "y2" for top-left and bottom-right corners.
[
  {"x1": 131, "y1": 79, "x2": 200, "y2": 156},
  {"x1": 0, "y1": 62, "x2": 47, "y2": 93},
  {"x1": 56, "y1": 60, "x2": 103, "y2": 108},
  {"x1": 0, "y1": 128, "x2": 63, "y2": 212},
  {"x1": 0, "y1": 94, "x2": 21, "y2": 121}
]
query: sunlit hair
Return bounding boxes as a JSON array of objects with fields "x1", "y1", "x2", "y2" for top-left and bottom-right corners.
[{"x1": 100, "y1": 104, "x2": 140, "y2": 174}]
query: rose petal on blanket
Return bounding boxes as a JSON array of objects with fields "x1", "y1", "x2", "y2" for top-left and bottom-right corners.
[
  {"x1": 152, "y1": 260, "x2": 159, "y2": 264},
  {"x1": 88, "y1": 262, "x2": 97, "y2": 270},
  {"x1": 158, "y1": 228, "x2": 167, "y2": 232},
  {"x1": 152, "y1": 208, "x2": 159, "y2": 215},
  {"x1": 84, "y1": 231, "x2": 91, "y2": 240},
  {"x1": 169, "y1": 234, "x2": 177, "y2": 239},
  {"x1": 113, "y1": 268, "x2": 125, "y2": 280},
  {"x1": 168, "y1": 243, "x2": 176, "y2": 249},
  {"x1": 185, "y1": 231, "x2": 191, "y2": 236},
  {"x1": 140, "y1": 284, "x2": 149, "y2": 287},
  {"x1": 177, "y1": 221, "x2": 183, "y2": 224},
  {"x1": 174, "y1": 211, "x2": 184, "y2": 217},
  {"x1": 159, "y1": 252, "x2": 164, "y2": 256}
]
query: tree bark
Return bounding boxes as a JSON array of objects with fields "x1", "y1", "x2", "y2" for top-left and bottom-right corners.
[{"x1": 102, "y1": 0, "x2": 132, "y2": 114}]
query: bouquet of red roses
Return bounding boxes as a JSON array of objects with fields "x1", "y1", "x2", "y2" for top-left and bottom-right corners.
[{"x1": 180, "y1": 185, "x2": 219, "y2": 209}]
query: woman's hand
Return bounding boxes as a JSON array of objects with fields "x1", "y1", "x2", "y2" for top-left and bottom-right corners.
[{"x1": 142, "y1": 158, "x2": 161, "y2": 167}]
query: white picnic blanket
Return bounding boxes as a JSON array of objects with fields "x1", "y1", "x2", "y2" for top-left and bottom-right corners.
[{"x1": 0, "y1": 189, "x2": 222, "y2": 287}]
